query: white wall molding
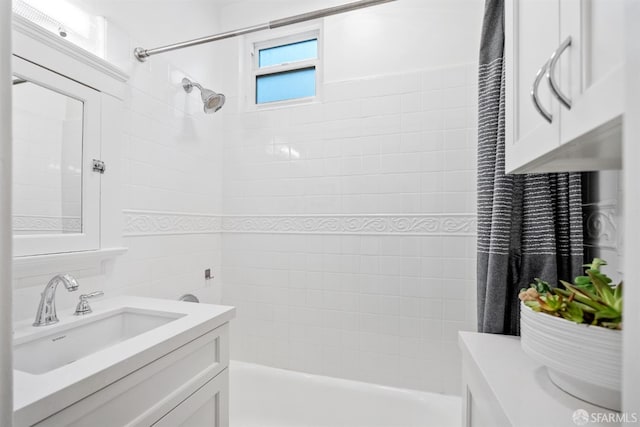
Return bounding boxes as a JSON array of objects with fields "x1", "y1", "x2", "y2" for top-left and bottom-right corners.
[
  {"x1": 13, "y1": 247, "x2": 127, "y2": 281},
  {"x1": 122, "y1": 211, "x2": 477, "y2": 236},
  {"x1": 12, "y1": 14, "x2": 129, "y2": 83},
  {"x1": 12, "y1": 14, "x2": 129, "y2": 100},
  {"x1": 583, "y1": 201, "x2": 618, "y2": 251}
]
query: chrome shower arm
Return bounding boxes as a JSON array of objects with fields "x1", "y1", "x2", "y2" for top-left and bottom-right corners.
[
  {"x1": 134, "y1": 0, "x2": 397, "y2": 62},
  {"x1": 182, "y1": 77, "x2": 203, "y2": 93}
]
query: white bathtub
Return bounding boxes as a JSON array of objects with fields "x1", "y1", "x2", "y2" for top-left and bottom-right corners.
[{"x1": 229, "y1": 361, "x2": 461, "y2": 427}]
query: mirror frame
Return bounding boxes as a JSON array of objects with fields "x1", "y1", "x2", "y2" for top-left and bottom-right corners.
[{"x1": 12, "y1": 55, "x2": 101, "y2": 257}]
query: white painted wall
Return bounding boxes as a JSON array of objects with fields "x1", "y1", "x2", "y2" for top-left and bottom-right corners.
[
  {"x1": 0, "y1": 0, "x2": 13, "y2": 423},
  {"x1": 217, "y1": 0, "x2": 484, "y2": 83},
  {"x1": 68, "y1": 0, "x2": 225, "y2": 85}
]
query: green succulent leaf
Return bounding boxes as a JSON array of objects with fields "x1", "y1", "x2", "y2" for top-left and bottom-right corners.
[
  {"x1": 570, "y1": 300, "x2": 598, "y2": 314},
  {"x1": 530, "y1": 278, "x2": 552, "y2": 295},
  {"x1": 561, "y1": 280, "x2": 591, "y2": 296},
  {"x1": 574, "y1": 275, "x2": 595, "y2": 293},
  {"x1": 526, "y1": 259, "x2": 622, "y2": 330},
  {"x1": 587, "y1": 270, "x2": 616, "y2": 307},
  {"x1": 594, "y1": 307, "x2": 622, "y2": 322},
  {"x1": 560, "y1": 302, "x2": 584, "y2": 324},
  {"x1": 524, "y1": 300, "x2": 542, "y2": 311},
  {"x1": 552, "y1": 289, "x2": 597, "y2": 313},
  {"x1": 600, "y1": 321, "x2": 622, "y2": 330},
  {"x1": 543, "y1": 294, "x2": 564, "y2": 312},
  {"x1": 614, "y1": 281, "x2": 623, "y2": 299},
  {"x1": 575, "y1": 276, "x2": 591, "y2": 286},
  {"x1": 583, "y1": 258, "x2": 607, "y2": 272}
]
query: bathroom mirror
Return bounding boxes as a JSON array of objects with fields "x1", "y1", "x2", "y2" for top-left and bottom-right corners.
[
  {"x1": 12, "y1": 76, "x2": 84, "y2": 235},
  {"x1": 12, "y1": 55, "x2": 101, "y2": 257}
]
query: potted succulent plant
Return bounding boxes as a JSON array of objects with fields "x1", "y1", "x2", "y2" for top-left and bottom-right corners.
[{"x1": 519, "y1": 258, "x2": 622, "y2": 411}]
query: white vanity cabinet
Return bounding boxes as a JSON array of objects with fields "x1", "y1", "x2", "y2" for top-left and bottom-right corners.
[
  {"x1": 459, "y1": 332, "x2": 619, "y2": 427},
  {"x1": 32, "y1": 323, "x2": 230, "y2": 427},
  {"x1": 505, "y1": 0, "x2": 624, "y2": 174},
  {"x1": 13, "y1": 298, "x2": 235, "y2": 427}
]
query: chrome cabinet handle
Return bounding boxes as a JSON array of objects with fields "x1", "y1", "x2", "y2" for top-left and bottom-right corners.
[
  {"x1": 531, "y1": 60, "x2": 553, "y2": 123},
  {"x1": 547, "y1": 36, "x2": 572, "y2": 109}
]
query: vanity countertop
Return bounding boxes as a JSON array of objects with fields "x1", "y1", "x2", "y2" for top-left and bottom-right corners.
[
  {"x1": 13, "y1": 296, "x2": 235, "y2": 426},
  {"x1": 459, "y1": 332, "x2": 622, "y2": 427}
]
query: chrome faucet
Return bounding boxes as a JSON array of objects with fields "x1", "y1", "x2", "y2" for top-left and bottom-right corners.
[
  {"x1": 33, "y1": 274, "x2": 79, "y2": 327},
  {"x1": 74, "y1": 291, "x2": 104, "y2": 316}
]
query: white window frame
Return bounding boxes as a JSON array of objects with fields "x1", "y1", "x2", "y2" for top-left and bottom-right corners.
[{"x1": 246, "y1": 25, "x2": 323, "y2": 110}]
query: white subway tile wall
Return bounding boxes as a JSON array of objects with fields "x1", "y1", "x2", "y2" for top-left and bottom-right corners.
[
  {"x1": 104, "y1": 51, "x2": 224, "y2": 305},
  {"x1": 223, "y1": 233, "x2": 476, "y2": 393},
  {"x1": 111, "y1": 46, "x2": 224, "y2": 309},
  {"x1": 116, "y1": 52, "x2": 224, "y2": 308},
  {"x1": 221, "y1": 63, "x2": 478, "y2": 394}
]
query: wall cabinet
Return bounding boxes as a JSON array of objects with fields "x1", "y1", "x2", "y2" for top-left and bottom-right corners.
[
  {"x1": 12, "y1": 55, "x2": 102, "y2": 256},
  {"x1": 12, "y1": 15, "x2": 128, "y2": 260},
  {"x1": 505, "y1": 0, "x2": 624, "y2": 174}
]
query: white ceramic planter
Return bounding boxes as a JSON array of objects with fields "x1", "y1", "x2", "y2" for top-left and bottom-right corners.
[{"x1": 520, "y1": 302, "x2": 622, "y2": 411}]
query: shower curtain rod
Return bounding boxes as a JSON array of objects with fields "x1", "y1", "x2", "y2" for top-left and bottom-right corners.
[{"x1": 134, "y1": 0, "x2": 397, "y2": 62}]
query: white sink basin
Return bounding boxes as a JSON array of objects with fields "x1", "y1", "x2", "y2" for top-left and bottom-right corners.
[{"x1": 14, "y1": 308, "x2": 185, "y2": 374}]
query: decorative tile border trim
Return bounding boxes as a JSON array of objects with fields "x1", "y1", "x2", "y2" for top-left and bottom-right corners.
[
  {"x1": 583, "y1": 201, "x2": 619, "y2": 251},
  {"x1": 13, "y1": 215, "x2": 81, "y2": 233},
  {"x1": 123, "y1": 210, "x2": 222, "y2": 236},
  {"x1": 222, "y1": 214, "x2": 477, "y2": 236},
  {"x1": 123, "y1": 211, "x2": 477, "y2": 237}
]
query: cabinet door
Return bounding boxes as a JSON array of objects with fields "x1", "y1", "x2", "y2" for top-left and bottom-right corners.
[
  {"x1": 505, "y1": 0, "x2": 561, "y2": 174},
  {"x1": 462, "y1": 357, "x2": 512, "y2": 427},
  {"x1": 153, "y1": 369, "x2": 229, "y2": 427},
  {"x1": 12, "y1": 55, "x2": 101, "y2": 256},
  {"x1": 557, "y1": 0, "x2": 624, "y2": 168}
]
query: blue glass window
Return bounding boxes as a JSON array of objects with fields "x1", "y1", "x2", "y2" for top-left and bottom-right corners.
[
  {"x1": 254, "y1": 36, "x2": 318, "y2": 105},
  {"x1": 259, "y1": 39, "x2": 318, "y2": 68},
  {"x1": 256, "y1": 67, "x2": 316, "y2": 104}
]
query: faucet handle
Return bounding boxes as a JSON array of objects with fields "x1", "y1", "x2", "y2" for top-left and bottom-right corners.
[{"x1": 74, "y1": 291, "x2": 104, "y2": 316}]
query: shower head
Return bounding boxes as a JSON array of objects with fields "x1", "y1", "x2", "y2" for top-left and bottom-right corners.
[{"x1": 182, "y1": 77, "x2": 226, "y2": 114}]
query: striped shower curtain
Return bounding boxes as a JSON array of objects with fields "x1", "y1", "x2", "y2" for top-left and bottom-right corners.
[{"x1": 476, "y1": 0, "x2": 584, "y2": 335}]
